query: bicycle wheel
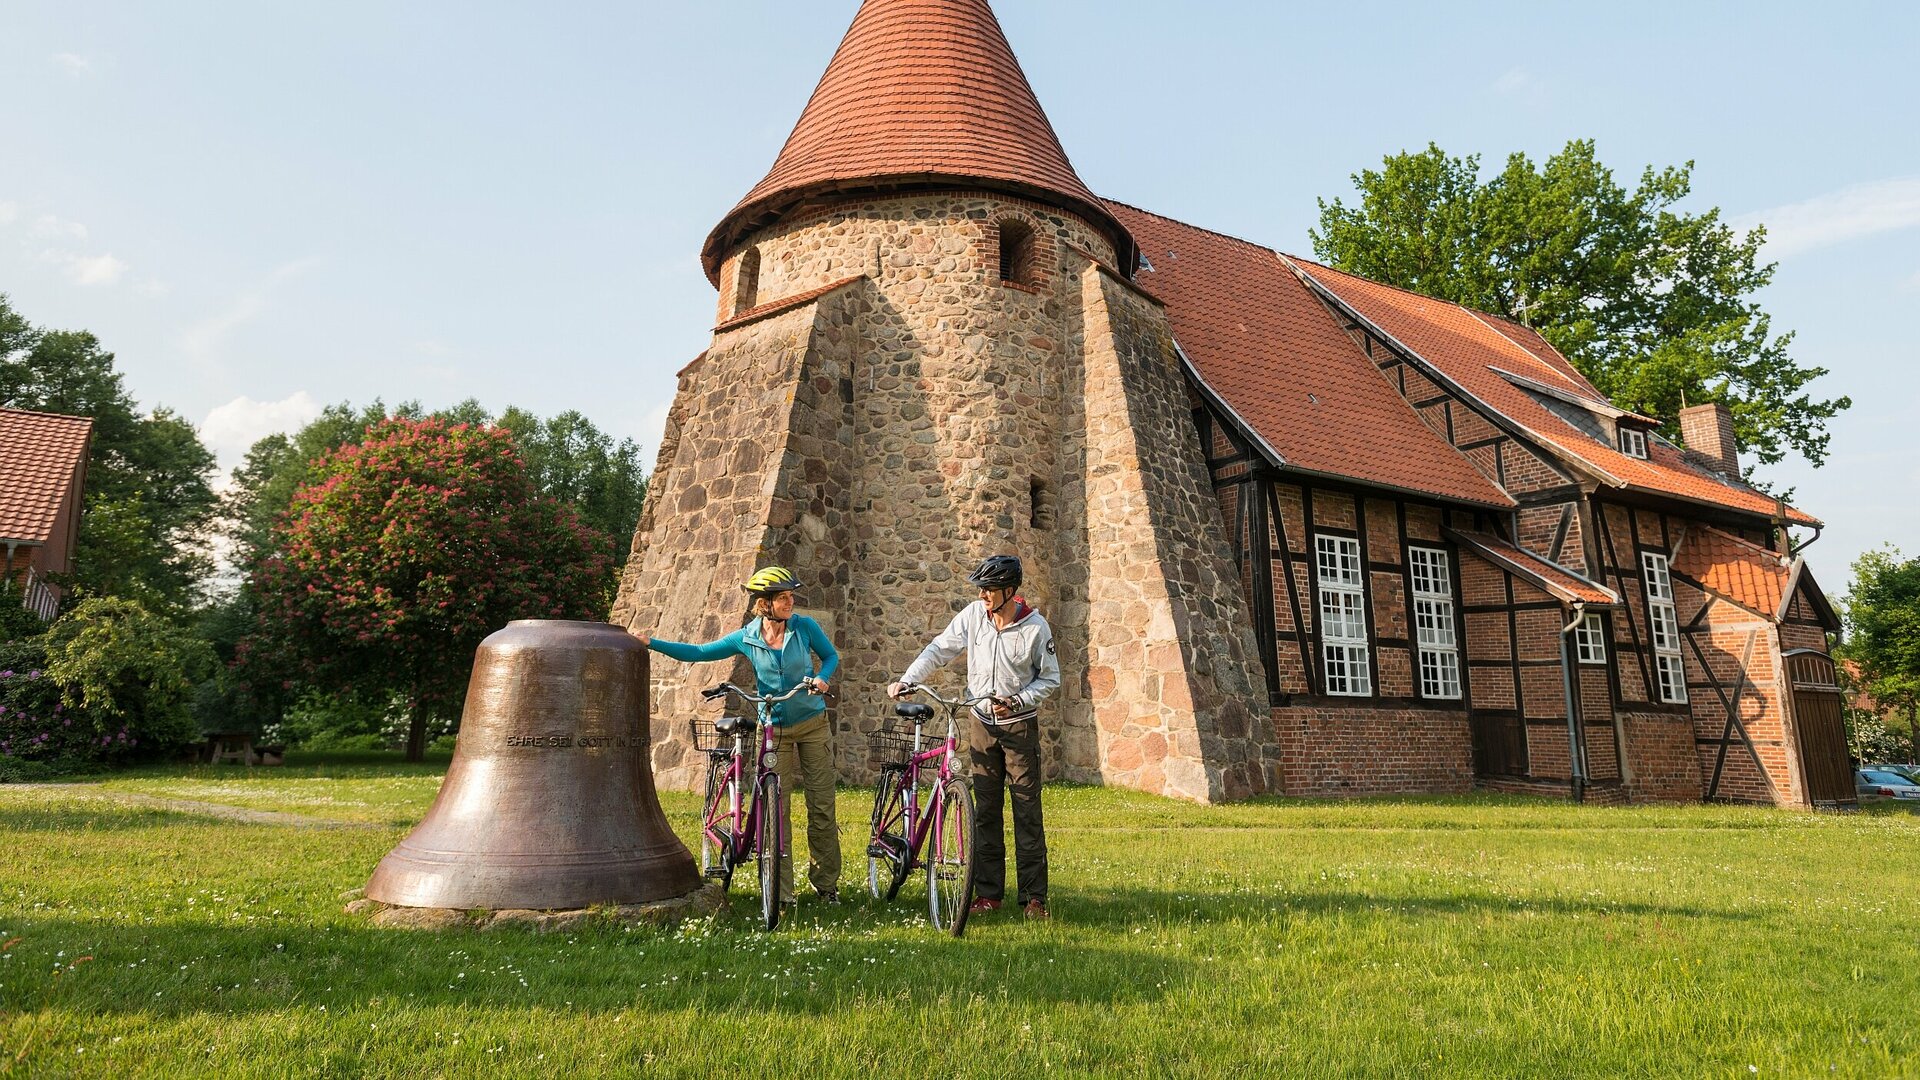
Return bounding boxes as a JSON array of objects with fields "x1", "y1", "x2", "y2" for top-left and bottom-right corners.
[
  {"x1": 700, "y1": 756, "x2": 735, "y2": 889},
  {"x1": 927, "y1": 777, "x2": 976, "y2": 937},
  {"x1": 756, "y1": 772, "x2": 783, "y2": 932},
  {"x1": 866, "y1": 770, "x2": 910, "y2": 901}
]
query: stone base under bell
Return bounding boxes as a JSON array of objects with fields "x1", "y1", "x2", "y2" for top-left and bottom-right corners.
[{"x1": 342, "y1": 880, "x2": 726, "y2": 932}]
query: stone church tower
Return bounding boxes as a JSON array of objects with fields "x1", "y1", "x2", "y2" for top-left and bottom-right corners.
[{"x1": 611, "y1": 0, "x2": 1273, "y2": 802}]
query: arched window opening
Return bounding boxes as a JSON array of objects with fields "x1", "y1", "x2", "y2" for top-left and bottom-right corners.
[
  {"x1": 732, "y1": 247, "x2": 762, "y2": 315},
  {"x1": 998, "y1": 219, "x2": 1036, "y2": 286}
]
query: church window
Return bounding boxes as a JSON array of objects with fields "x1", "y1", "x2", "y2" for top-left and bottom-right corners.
[
  {"x1": 732, "y1": 247, "x2": 761, "y2": 315},
  {"x1": 997, "y1": 219, "x2": 1036, "y2": 286},
  {"x1": 1642, "y1": 552, "x2": 1687, "y2": 703},
  {"x1": 1315, "y1": 534, "x2": 1372, "y2": 696},
  {"x1": 1408, "y1": 546, "x2": 1461, "y2": 699}
]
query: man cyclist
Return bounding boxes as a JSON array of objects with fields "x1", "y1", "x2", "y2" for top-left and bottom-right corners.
[
  {"x1": 888, "y1": 554, "x2": 1059, "y2": 919},
  {"x1": 634, "y1": 566, "x2": 843, "y2": 905}
]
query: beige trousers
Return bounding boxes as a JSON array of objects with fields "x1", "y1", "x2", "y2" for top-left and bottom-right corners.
[{"x1": 773, "y1": 711, "x2": 841, "y2": 901}]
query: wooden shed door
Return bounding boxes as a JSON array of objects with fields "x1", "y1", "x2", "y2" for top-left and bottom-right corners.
[{"x1": 1785, "y1": 650, "x2": 1854, "y2": 806}]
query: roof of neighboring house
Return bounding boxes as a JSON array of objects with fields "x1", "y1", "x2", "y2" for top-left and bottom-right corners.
[
  {"x1": 1108, "y1": 202, "x2": 1514, "y2": 509},
  {"x1": 1285, "y1": 259, "x2": 1817, "y2": 527},
  {"x1": 0, "y1": 407, "x2": 93, "y2": 545},
  {"x1": 1446, "y1": 529, "x2": 1622, "y2": 606},
  {"x1": 1671, "y1": 524, "x2": 1838, "y2": 628},
  {"x1": 703, "y1": 0, "x2": 1134, "y2": 282}
]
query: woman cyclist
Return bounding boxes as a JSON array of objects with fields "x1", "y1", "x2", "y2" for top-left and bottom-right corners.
[{"x1": 633, "y1": 566, "x2": 844, "y2": 904}]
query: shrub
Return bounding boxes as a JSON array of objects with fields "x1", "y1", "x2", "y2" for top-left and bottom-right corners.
[{"x1": 37, "y1": 597, "x2": 214, "y2": 762}]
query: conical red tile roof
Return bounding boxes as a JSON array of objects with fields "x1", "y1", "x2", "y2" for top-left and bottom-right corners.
[{"x1": 702, "y1": 0, "x2": 1135, "y2": 281}]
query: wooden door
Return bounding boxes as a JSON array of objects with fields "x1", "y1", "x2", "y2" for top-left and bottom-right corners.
[{"x1": 1785, "y1": 650, "x2": 1855, "y2": 807}]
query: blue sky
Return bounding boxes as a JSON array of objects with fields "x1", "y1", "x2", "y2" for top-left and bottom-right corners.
[{"x1": 2, "y1": 1, "x2": 1915, "y2": 592}]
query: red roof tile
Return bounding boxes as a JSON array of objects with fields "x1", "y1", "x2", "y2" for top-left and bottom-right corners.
[
  {"x1": 703, "y1": 0, "x2": 1134, "y2": 282},
  {"x1": 1447, "y1": 529, "x2": 1620, "y2": 606},
  {"x1": 1672, "y1": 525, "x2": 1792, "y2": 621},
  {"x1": 0, "y1": 408, "x2": 93, "y2": 545},
  {"x1": 1106, "y1": 202, "x2": 1513, "y2": 509},
  {"x1": 1289, "y1": 259, "x2": 1817, "y2": 526}
]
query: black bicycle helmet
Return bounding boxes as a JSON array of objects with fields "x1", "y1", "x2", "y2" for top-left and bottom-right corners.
[{"x1": 965, "y1": 554, "x2": 1023, "y2": 591}]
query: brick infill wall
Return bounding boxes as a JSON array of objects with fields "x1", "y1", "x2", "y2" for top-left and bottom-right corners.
[{"x1": 1271, "y1": 706, "x2": 1472, "y2": 796}]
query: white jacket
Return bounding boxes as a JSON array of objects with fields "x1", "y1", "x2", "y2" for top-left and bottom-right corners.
[{"x1": 899, "y1": 599, "x2": 1060, "y2": 725}]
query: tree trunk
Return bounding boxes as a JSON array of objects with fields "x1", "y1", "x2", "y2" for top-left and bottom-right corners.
[{"x1": 406, "y1": 698, "x2": 428, "y2": 763}]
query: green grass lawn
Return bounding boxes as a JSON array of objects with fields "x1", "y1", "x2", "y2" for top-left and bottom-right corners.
[{"x1": 3, "y1": 755, "x2": 1917, "y2": 1078}]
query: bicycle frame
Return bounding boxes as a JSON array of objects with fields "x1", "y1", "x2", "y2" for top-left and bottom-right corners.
[
  {"x1": 868, "y1": 683, "x2": 996, "y2": 933},
  {"x1": 697, "y1": 680, "x2": 814, "y2": 930}
]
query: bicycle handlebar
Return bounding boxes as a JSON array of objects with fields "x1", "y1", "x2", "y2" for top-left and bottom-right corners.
[
  {"x1": 701, "y1": 681, "x2": 818, "y2": 705},
  {"x1": 895, "y1": 683, "x2": 1008, "y2": 712}
]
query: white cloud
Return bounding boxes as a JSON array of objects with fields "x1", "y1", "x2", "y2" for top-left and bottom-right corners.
[
  {"x1": 1735, "y1": 177, "x2": 1920, "y2": 260},
  {"x1": 31, "y1": 214, "x2": 88, "y2": 241},
  {"x1": 51, "y1": 52, "x2": 94, "y2": 76},
  {"x1": 200, "y1": 391, "x2": 323, "y2": 468},
  {"x1": 1494, "y1": 68, "x2": 1538, "y2": 96},
  {"x1": 134, "y1": 278, "x2": 170, "y2": 297},
  {"x1": 412, "y1": 339, "x2": 455, "y2": 357},
  {"x1": 179, "y1": 258, "x2": 321, "y2": 362},
  {"x1": 43, "y1": 250, "x2": 129, "y2": 286},
  {"x1": 0, "y1": 201, "x2": 18, "y2": 226}
]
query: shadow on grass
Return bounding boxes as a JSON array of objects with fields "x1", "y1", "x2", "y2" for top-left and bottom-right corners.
[{"x1": 3, "y1": 910, "x2": 1189, "y2": 1018}]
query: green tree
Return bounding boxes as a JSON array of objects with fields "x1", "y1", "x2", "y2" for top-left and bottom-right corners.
[
  {"x1": 0, "y1": 295, "x2": 218, "y2": 613},
  {"x1": 494, "y1": 406, "x2": 646, "y2": 568},
  {"x1": 242, "y1": 417, "x2": 612, "y2": 760},
  {"x1": 1840, "y1": 547, "x2": 1920, "y2": 764},
  {"x1": 1312, "y1": 141, "x2": 1850, "y2": 469}
]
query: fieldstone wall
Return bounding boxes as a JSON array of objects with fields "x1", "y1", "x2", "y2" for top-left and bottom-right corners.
[
  {"x1": 615, "y1": 191, "x2": 1273, "y2": 800},
  {"x1": 1071, "y1": 263, "x2": 1274, "y2": 802}
]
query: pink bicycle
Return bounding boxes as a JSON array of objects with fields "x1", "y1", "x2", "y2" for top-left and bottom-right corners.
[
  {"x1": 865, "y1": 683, "x2": 987, "y2": 936},
  {"x1": 691, "y1": 680, "x2": 815, "y2": 932}
]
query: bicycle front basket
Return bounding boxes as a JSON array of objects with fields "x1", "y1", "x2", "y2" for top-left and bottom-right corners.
[
  {"x1": 690, "y1": 717, "x2": 752, "y2": 754},
  {"x1": 865, "y1": 722, "x2": 927, "y2": 769}
]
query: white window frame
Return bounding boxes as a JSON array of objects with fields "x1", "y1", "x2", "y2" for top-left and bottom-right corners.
[
  {"x1": 1407, "y1": 546, "x2": 1462, "y2": 700},
  {"x1": 1641, "y1": 552, "x2": 1687, "y2": 703},
  {"x1": 1315, "y1": 534, "x2": 1372, "y2": 697},
  {"x1": 1575, "y1": 612, "x2": 1608, "y2": 665},
  {"x1": 1619, "y1": 427, "x2": 1649, "y2": 459}
]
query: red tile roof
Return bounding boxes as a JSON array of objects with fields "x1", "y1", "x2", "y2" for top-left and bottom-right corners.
[
  {"x1": 1106, "y1": 202, "x2": 1513, "y2": 509},
  {"x1": 1447, "y1": 529, "x2": 1621, "y2": 606},
  {"x1": 703, "y1": 0, "x2": 1134, "y2": 282},
  {"x1": 1672, "y1": 525, "x2": 1793, "y2": 621},
  {"x1": 0, "y1": 408, "x2": 93, "y2": 545},
  {"x1": 1289, "y1": 259, "x2": 1816, "y2": 526}
]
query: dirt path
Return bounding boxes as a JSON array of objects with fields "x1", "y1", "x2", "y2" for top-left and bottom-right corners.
[{"x1": 6, "y1": 784, "x2": 382, "y2": 828}]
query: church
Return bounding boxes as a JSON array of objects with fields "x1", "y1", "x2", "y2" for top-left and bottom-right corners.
[{"x1": 612, "y1": 0, "x2": 1850, "y2": 808}]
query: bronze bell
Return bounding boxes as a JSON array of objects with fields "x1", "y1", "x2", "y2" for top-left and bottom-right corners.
[{"x1": 365, "y1": 620, "x2": 700, "y2": 910}]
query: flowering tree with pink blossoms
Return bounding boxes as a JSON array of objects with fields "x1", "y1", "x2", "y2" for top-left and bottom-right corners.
[{"x1": 244, "y1": 418, "x2": 612, "y2": 760}]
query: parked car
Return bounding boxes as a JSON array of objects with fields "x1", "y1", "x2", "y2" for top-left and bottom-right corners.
[
  {"x1": 1855, "y1": 769, "x2": 1920, "y2": 802},
  {"x1": 1865, "y1": 763, "x2": 1920, "y2": 785}
]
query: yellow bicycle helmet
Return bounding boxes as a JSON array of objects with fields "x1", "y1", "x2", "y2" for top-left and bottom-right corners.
[{"x1": 742, "y1": 565, "x2": 800, "y2": 597}]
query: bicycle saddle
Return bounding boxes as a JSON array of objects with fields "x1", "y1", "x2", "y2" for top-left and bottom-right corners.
[
  {"x1": 714, "y1": 715, "x2": 756, "y2": 736},
  {"x1": 894, "y1": 703, "x2": 934, "y2": 721}
]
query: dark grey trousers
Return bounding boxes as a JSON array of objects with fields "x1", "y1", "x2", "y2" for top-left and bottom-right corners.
[{"x1": 968, "y1": 714, "x2": 1047, "y2": 904}]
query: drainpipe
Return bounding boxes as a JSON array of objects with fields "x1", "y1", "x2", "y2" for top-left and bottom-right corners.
[{"x1": 1560, "y1": 600, "x2": 1589, "y2": 803}]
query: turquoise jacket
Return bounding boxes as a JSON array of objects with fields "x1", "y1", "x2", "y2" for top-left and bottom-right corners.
[{"x1": 648, "y1": 614, "x2": 839, "y2": 727}]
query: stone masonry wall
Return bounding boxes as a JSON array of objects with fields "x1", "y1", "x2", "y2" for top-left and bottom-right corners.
[
  {"x1": 621, "y1": 192, "x2": 1262, "y2": 800},
  {"x1": 1075, "y1": 262, "x2": 1275, "y2": 802}
]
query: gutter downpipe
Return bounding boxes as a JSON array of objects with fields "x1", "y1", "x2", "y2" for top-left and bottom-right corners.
[{"x1": 1560, "y1": 600, "x2": 1589, "y2": 804}]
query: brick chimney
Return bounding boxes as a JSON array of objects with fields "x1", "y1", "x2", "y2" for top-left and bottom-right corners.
[{"x1": 1679, "y1": 402, "x2": 1739, "y2": 477}]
